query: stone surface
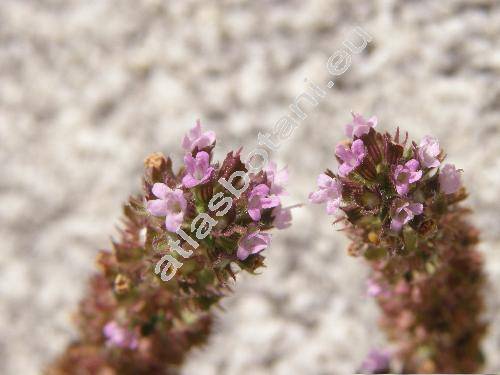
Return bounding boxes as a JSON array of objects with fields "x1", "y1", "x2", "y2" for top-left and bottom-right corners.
[{"x1": 1, "y1": 1, "x2": 499, "y2": 374}]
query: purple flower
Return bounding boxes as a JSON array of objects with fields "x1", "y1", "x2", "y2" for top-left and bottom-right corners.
[
  {"x1": 265, "y1": 162, "x2": 289, "y2": 197},
  {"x1": 182, "y1": 120, "x2": 216, "y2": 151},
  {"x1": 390, "y1": 200, "x2": 424, "y2": 232},
  {"x1": 182, "y1": 151, "x2": 214, "y2": 188},
  {"x1": 309, "y1": 173, "x2": 342, "y2": 215},
  {"x1": 272, "y1": 205, "x2": 292, "y2": 229},
  {"x1": 367, "y1": 279, "x2": 383, "y2": 297},
  {"x1": 439, "y1": 163, "x2": 462, "y2": 194},
  {"x1": 146, "y1": 183, "x2": 187, "y2": 232},
  {"x1": 345, "y1": 112, "x2": 377, "y2": 138},
  {"x1": 237, "y1": 231, "x2": 272, "y2": 260},
  {"x1": 366, "y1": 279, "x2": 391, "y2": 298},
  {"x1": 335, "y1": 139, "x2": 366, "y2": 177},
  {"x1": 359, "y1": 349, "x2": 391, "y2": 374},
  {"x1": 247, "y1": 184, "x2": 281, "y2": 221},
  {"x1": 393, "y1": 159, "x2": 422, "y2": 196},
  {"x1": 103, "y1": 321, "x2": 138, "y2": 350},
  {"x1": 417, "y1": 135, "x2": 441, "y2": 168}
]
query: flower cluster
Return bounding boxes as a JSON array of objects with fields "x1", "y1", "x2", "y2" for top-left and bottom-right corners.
[
  {"x1": 310, "y1": 113, "x2": 486, "y2": 373},
  {"x1": 310, "y1": 112, "x2": 462, "y2": 238},
  {"x1": 145, "y1": 121, "x2": 291, "y2": 266},
  {"x1": 48, "y1": 121, "x2": 292, "y2": 375}
]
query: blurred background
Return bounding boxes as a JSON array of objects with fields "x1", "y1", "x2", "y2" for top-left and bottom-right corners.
[{"x1": 1, "y1": 1, "x2": 500, "y2": 374}]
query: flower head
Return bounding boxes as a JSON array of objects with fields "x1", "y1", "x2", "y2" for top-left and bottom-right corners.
[
  {"x1": 418, "y1": 135, "x2": 440, "y2": 168},
  {"x1": 393, "y1": 159, "x2": 422, "y2": 196},
  {"x1": 390, "y1": 199, "x2": 423, "y2": 232},
  {"x1": 345, "y1": 112, "x2": 377, "y2": 138},
  {"x1": 265, "y1": 161, "x2": 289, "y2": 197},
  {"x1": 309, "y1": 173, "x2": 342, "y2": 215},
  {"x1": 103, "y1": 321, "x2": 138, "y2": 350},
  {"x1": 439, "y1": 163, "x2": 462, "y2": 194},
  {"x1": 182, "y1": 151, "x2": 214, "y2": 188},
  {"x1": 182, "y1": 120, "x2": 216, "y2": 152},
  {"x1": 146, "y1": 183, "x2": 187, "y2": 232},
  {"x1": 237, "y1": 231, "x2": 272, "y2": 260},
  {"x1": 247, "y1": 184, "x2": 281, "y2": 221},
  {"x1": 336, "y1": 139, "x2": 366, "y2": 177}
]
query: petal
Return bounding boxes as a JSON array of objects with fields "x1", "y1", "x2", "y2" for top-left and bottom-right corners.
[
  {"x1": 408, "y1": 203, "x2": 423, "y2": 215},
  {"x1": 147, "y1": 199, "x2": 169, "y2": 217},
  {"x1": 250, "y1": 184, "x2": 270, "y2": 198},
  {"x1": 183, "y1": 153, "x2": 196, "y2": 172},
  {"x1": 250, "y1": 233, "x2": 271, "y2": 254},
  {"x1": 261, "y1": 195, "x2": 281, "y2": 209},
  {"x1": 335, "y1": 143, "x2": 351, "y2": 162},
  {"x1": 181, "y1": 135, "x2": 193, "y2": 151},
  {"x1": 390, "y1": 218, "x2": 403, "y2": 232},
  {"x1": 396, "y1": 183, "x2": 408, "y2": 196},
  {"x1": 408, "y1": 170, "x2": 422, "y2": 183},
  {"x1": 368, "y1": 116, "x2": 378, "y2": 128},
  {"x1": 353, "y1": 124, "x2": 370, "y2": 137},
  {"x1": 236, "y1": 245, "x2": 250, "y2": 260},
  {"x1": 199, "y1": 167, "x2": 214, "y2": 184},
  {"x1": 439, "y1": 164, "x2": 461, "y2": 194},
  {"x1": 405, "y1": 159, "x2": 420, "y2": 172},
  {"x1": 309, "y1": 189, "x2": 328, "y2": 204},
  {"x1": 265, "y1": 161, "x2": 277, "y2": 179},
  {"x1": 203, "y1": 130, "x2": 216, "y2": 145},
  {"x1": 317, "y1": 173, "x2": 334, "y2": 189},
  {"x1": 351, "y1": 139, "x2": 366, "y2": 159},
  {"x1": 338, "y1": 163, "x2": 352, "y2": 177},
  {"x1": 248, "y1": 207, "x2": 261, "y2": 221},
  {"x1": 428, "y1": 159, "x2": 441, "y2": 168},
  {"x1": 103, "y1": 322, "x2": 118, "y2": 337},
  {"x1": 326, "y1": 198, "x2": 341, "y2": 215},
  {"x1": 394, "y1": 165, "x2": 404, "y2": 177},
  {"x1": 195, "y1": 151, "x2": 210, "y2": 168},
  {"x1": 273, "y1": 206, "x2": 292, "y2": 229},
  {"x1": 182, "y1": 174, "x2": 199, "y2": 188},
  {"x1": 165, "y1": 212, "x2": 184, "y2": 232},
  {"x1": 152, "y1": 183, "x2": 169, "y2": 199},
  {"x1": 190, "y1": 120, "x2": 202, "y2": 139}
]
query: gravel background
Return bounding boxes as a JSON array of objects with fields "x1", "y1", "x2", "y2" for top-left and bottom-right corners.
[{"x1": 1, "y1": 1, "x2": 500, "y2": 374}]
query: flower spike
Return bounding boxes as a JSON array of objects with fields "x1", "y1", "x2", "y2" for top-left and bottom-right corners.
[
  {"x1": 310, "y1": 113, "x2": 486, "y2": 373},
  {"x1": 49, "y1": 120, "x2": 292, "y2": 374}
]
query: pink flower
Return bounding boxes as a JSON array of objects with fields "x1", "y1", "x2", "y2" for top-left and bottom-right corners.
[
  {"x1": 418, "y1": 135, "x2": 441, "y2": 168},
  {"x1": 439, "y1": 163, "x2": 462, "y2": 194},
  {"x1": 265, "y1": 162, "x2": 289, "y2": 197},
  {"x1": 390, "y1": 200, "x2": 423, "y2": 232},
  {"x1": 146, "y1": 183, "x2": 187, "y2": 232},
  {"x1": 345, "y1": 112, "x2": 377, "y2": 138},
  {"x1": 359, "y1": 349, "x2": 391, "y2": 374},
  {"x1": 247, "y1": 184, "x2": 281, "y2": 221},
  {"x1": 367, "y1": 279, "x2": 391, "y2": 298},
  {"x1": 335, "y1": 139, "x2": 366, "y2": 177},
  {"x1": 309, "y1": 173, "x2": 342, "y2": 215},
  {"x1": 182, "y1": 120, "x2": 216, "y2": 151},
  {"x1": 272, "y1": 205, "x2": 292, "y2": 229},
  {"x1": 103, "y1": 321, "x2": 138, "y2": 350},
  {"x1": 237, "y1": 231, "x2": 272, "y2": 260},
  {"x1": 182, "y1": 151, "x2": 214, "y2": 188},
  {"x1": 367, "y1": 279, "x2": 383, "y2": 297},
  {"x1": 393, "y1": 159, "x2": 422, "y2": 196}
]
